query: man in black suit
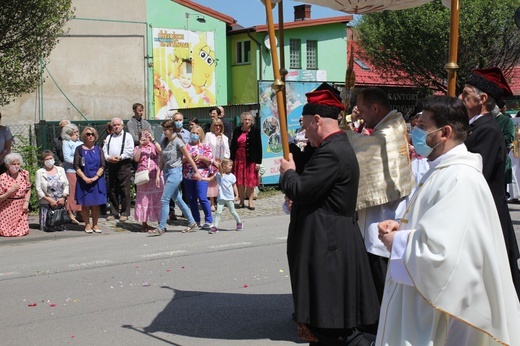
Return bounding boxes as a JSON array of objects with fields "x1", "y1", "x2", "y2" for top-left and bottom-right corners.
[{"x1": 461, "y1": 67, "x2": 520, "y2": 299}]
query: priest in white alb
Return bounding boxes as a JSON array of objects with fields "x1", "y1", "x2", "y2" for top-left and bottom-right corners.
[{"x1": 377, "y1": 96, "x2": 520, "y2": 345}]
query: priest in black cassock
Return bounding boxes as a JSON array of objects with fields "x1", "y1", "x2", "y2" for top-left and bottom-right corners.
[
  {"x1": 280, "y1": 83, "x2": 379, "y2": 345},
  {"x1": 462, "y1": 67, "x2": 520, "y2": 299}
]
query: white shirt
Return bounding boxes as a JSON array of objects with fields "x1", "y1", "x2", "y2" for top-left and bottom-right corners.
[{"x1": 103, "y1": 130, "x2": 134, "y2": 161}]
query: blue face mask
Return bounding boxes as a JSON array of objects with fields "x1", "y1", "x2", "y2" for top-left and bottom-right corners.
[
  {"x1": 411, "y1": 127, "x2": 442, "y2": 158},
  {"x1": 175, "y1": 121, "x2": 183, "y2": 129},
  {"x1": 190, "y1": 134, "x2": 200, "y2": 143}
]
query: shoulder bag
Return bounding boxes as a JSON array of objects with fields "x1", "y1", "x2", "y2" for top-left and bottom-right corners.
[{"x1": 134, "y1": 153, "x2": 150, "y2": 186}]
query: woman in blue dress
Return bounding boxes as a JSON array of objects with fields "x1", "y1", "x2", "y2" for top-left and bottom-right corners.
[{"x1": 74, "y1": 127, "x2": 106, "y2": 233}]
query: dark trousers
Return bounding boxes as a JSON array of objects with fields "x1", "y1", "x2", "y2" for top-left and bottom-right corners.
[
  {"x1": 367, "y1": 252, "x2": 388, "y2": 304},
  {"x1": 107, "y1": 160, "x2": 132, "y2": 217}
]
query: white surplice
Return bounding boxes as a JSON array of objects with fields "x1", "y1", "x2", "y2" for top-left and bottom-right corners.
[{"x1": 377, "y1": 144, "x2": 520, "y2": 346}]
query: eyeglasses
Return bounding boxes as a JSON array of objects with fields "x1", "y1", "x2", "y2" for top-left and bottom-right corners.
[{"x1": 85, "y1": 133, "x2": 94, "y2": 137}]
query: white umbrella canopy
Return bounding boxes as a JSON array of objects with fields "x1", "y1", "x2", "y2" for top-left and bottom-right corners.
[{"x1": 299, "y1": 0, "x2": 451, "y2": 13}]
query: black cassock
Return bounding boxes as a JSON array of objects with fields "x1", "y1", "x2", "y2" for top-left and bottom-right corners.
[
  {"x1": 281, "y1": 131, "x2": 379, "y2": 329},
  {"x1": 465, "y1": 113, "x2": 520, "y2": 299}
]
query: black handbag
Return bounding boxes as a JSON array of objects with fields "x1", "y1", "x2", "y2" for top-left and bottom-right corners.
[{"x1": 46, "y1": 206, "x2": 72, "y2": 227}]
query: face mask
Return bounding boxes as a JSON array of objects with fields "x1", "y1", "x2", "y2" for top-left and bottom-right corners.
[
  {"x1": 175, "y1": 121, "x2": 183, "y2": 129},
  {"x1": 411, "y1": 127, "x2": 442, "y2": 158},
  {"x1": 9, "y1": 165, "x2": 20, "y2": 174},
  {"x1": 190, "y1": 134, "x2": 200, "y2": 143},
  {"x1": 44, "y1": 159, "x2": 55, "y2": 168}
]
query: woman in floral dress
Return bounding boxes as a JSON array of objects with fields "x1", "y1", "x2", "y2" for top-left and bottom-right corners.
[
  {"x1": 0, "y1": 153, "x2": 31, "y2": 237},
  {"x1": 35, "y1": 150, "x2": 69, "y2": 232},
  {"x1": 133, "y1": 129, "x2": 163, "y2": 232}
]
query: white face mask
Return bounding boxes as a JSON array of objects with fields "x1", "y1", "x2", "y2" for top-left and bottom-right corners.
[
  {"x1": 9, "y1": 165, "x2": 20, "y2": 174},
  {"x1": 44, "y1": 159, "x2": 55, "y2": 168}
]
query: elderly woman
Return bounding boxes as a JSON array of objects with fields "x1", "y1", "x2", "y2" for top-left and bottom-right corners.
[
  {"x1": 204, "y1": 119, "x2": 230, "y2": 211},
  {"x1": 74, "y1": 127, "x2": 106, "y2": 233},
  {"x1": 62, "y1": 123, "x2": 83, "y2": 223},
  {"x1": 183, "y1": 125, "x2": 214, "y2": 229},
  {"x1": 35, "y1": 150, "x2": 69, "y2": 232},
  {"x1": 230, "y1": 112, "x2": 263, "y2": 210},
  {"x1": 0, "y1": 153, "x2": 31, "y2": 237},
  {"x1": 133, "y1": 129, "x2": 163, "y2": 232}
]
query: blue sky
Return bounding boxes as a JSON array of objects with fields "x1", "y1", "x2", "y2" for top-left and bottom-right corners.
[{"x1": 192, "y1": 0, "x2": 347, "y2": 27}]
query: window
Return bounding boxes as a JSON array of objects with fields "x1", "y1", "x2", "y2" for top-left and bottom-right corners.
[
  {"x1": 289, "y1": 39, "x2": 301, "y2": 69},
  {"x1": 236, "y1": 40, "x2": 251, "y2": 64},
  {"x1": 354, "y1": 59, "x2": 371, "y2": 71},
  {"x1": 306, "y1": 40, "x2": 317, "y2": 69}
]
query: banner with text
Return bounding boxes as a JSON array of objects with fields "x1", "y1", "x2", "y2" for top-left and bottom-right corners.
[{"x1": 152, "y1": 28, "x2": 216, "y2": 119}]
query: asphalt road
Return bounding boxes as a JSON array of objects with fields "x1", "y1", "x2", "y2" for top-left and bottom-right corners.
[{"x1": 0, "y1": 213, "x2": 303, "y2": 346}]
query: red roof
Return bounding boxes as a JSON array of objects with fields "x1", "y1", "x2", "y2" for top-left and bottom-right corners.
[
  {"x1": 255, "y1": 15, "x2": 353, "y2": 32},
  {"x1": 508, "y1": 65, "x2": 520, "y2": 96},
  {"x1": 346, "y1": 28, "x2": 416, "y2": 88},
  {"x1": 171, "y1": 0, "x2": 236, "y2": 25}
]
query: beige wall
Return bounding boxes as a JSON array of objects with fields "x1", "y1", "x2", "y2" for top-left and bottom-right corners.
[{"x1": 3, "y1": 0, "x2": 148, "y2": 126}]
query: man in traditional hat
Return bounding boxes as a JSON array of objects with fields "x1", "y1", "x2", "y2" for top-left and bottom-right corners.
[
  {"x1": 346, "y1": 87, "x2": 415, "y2": 303},
  {"x1": 377, "y1": 95, "x2": 520, "y2": 345},
  {"x1": 280, "y1": 83, "x2": 379, "y2": 345},
  {"x1": 461, "y1": 67, "x2": 520, "y2": 299}
]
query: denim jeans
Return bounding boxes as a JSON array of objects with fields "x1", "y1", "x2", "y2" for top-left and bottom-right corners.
[
  {"x1": 159, "y1": 167, "x2": 195, "y2": 230},
  {"x1": 183, "y1": 178, "x2": 213, "y2": 224}
]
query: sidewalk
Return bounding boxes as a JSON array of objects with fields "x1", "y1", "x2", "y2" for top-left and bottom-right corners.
[
  {"x1": 0, "y1": 192, "x2": 286, "y2": 245},
  {"x1": 5, "y1": 195, "x2": 520, "y2": 248}
]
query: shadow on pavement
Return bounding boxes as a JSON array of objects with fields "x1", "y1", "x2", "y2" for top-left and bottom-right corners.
[{"x1": 123, "y1": 286, "x2": 303, "y2": 344}]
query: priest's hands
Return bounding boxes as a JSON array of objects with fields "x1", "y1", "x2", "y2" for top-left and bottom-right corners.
[
  {"x1": 280, "y1": 153, "x2": 295, "y2": 176},
  {"x1": 378, "y1": 220, "x2": 400, "y2": 252}
]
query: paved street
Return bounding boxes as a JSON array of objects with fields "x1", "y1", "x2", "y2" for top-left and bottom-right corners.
[{"x1": 1, "y1": 192, "x2": 520, "y2": 345}]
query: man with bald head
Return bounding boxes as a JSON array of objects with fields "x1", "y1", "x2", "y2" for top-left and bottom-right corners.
[{"x1": 103, "y1": 117, "x2": 135, "y2": 221}]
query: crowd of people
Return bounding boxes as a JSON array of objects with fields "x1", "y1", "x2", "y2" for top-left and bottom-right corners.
[
  {"x1": 281, "y1": 70, "x2": 520, "y2": 345},
  {"x1": 0, "y1": 103, "x2": 264, "y2": 237}
]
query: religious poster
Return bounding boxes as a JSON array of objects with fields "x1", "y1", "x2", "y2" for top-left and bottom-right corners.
[
  {"x1": 152, "y1": 28, "x2": 216, "y2": 119},
  {"x1": 258, "y1": 81, "x2": 320, "y2": 184}
]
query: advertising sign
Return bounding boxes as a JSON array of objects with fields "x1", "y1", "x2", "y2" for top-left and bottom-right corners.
[
  {"x1": 152, "y1": 28, "x2": 216, "y2": 119},
  {"x1": 259, "y1": 81, "x2": 321, "y2": 184}
]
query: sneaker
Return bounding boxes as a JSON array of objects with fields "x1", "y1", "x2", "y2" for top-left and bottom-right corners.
[
  {"x1": 236, "y1": 222, "x2": 243, "y2": 231},
  {"x1": 208, "y1": 226, "x2": 218, "y2": 234},
  {"x1": 201, "y1": 223, "x2": 212, "y2": 230}
]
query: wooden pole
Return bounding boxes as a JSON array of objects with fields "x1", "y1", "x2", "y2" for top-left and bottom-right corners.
[
  {"x1": 264, "y1": 0, "x2": 290, "y2": 159},
  {"x1": 445, "y1": 0, "x2": 460, "y2": 97}
]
